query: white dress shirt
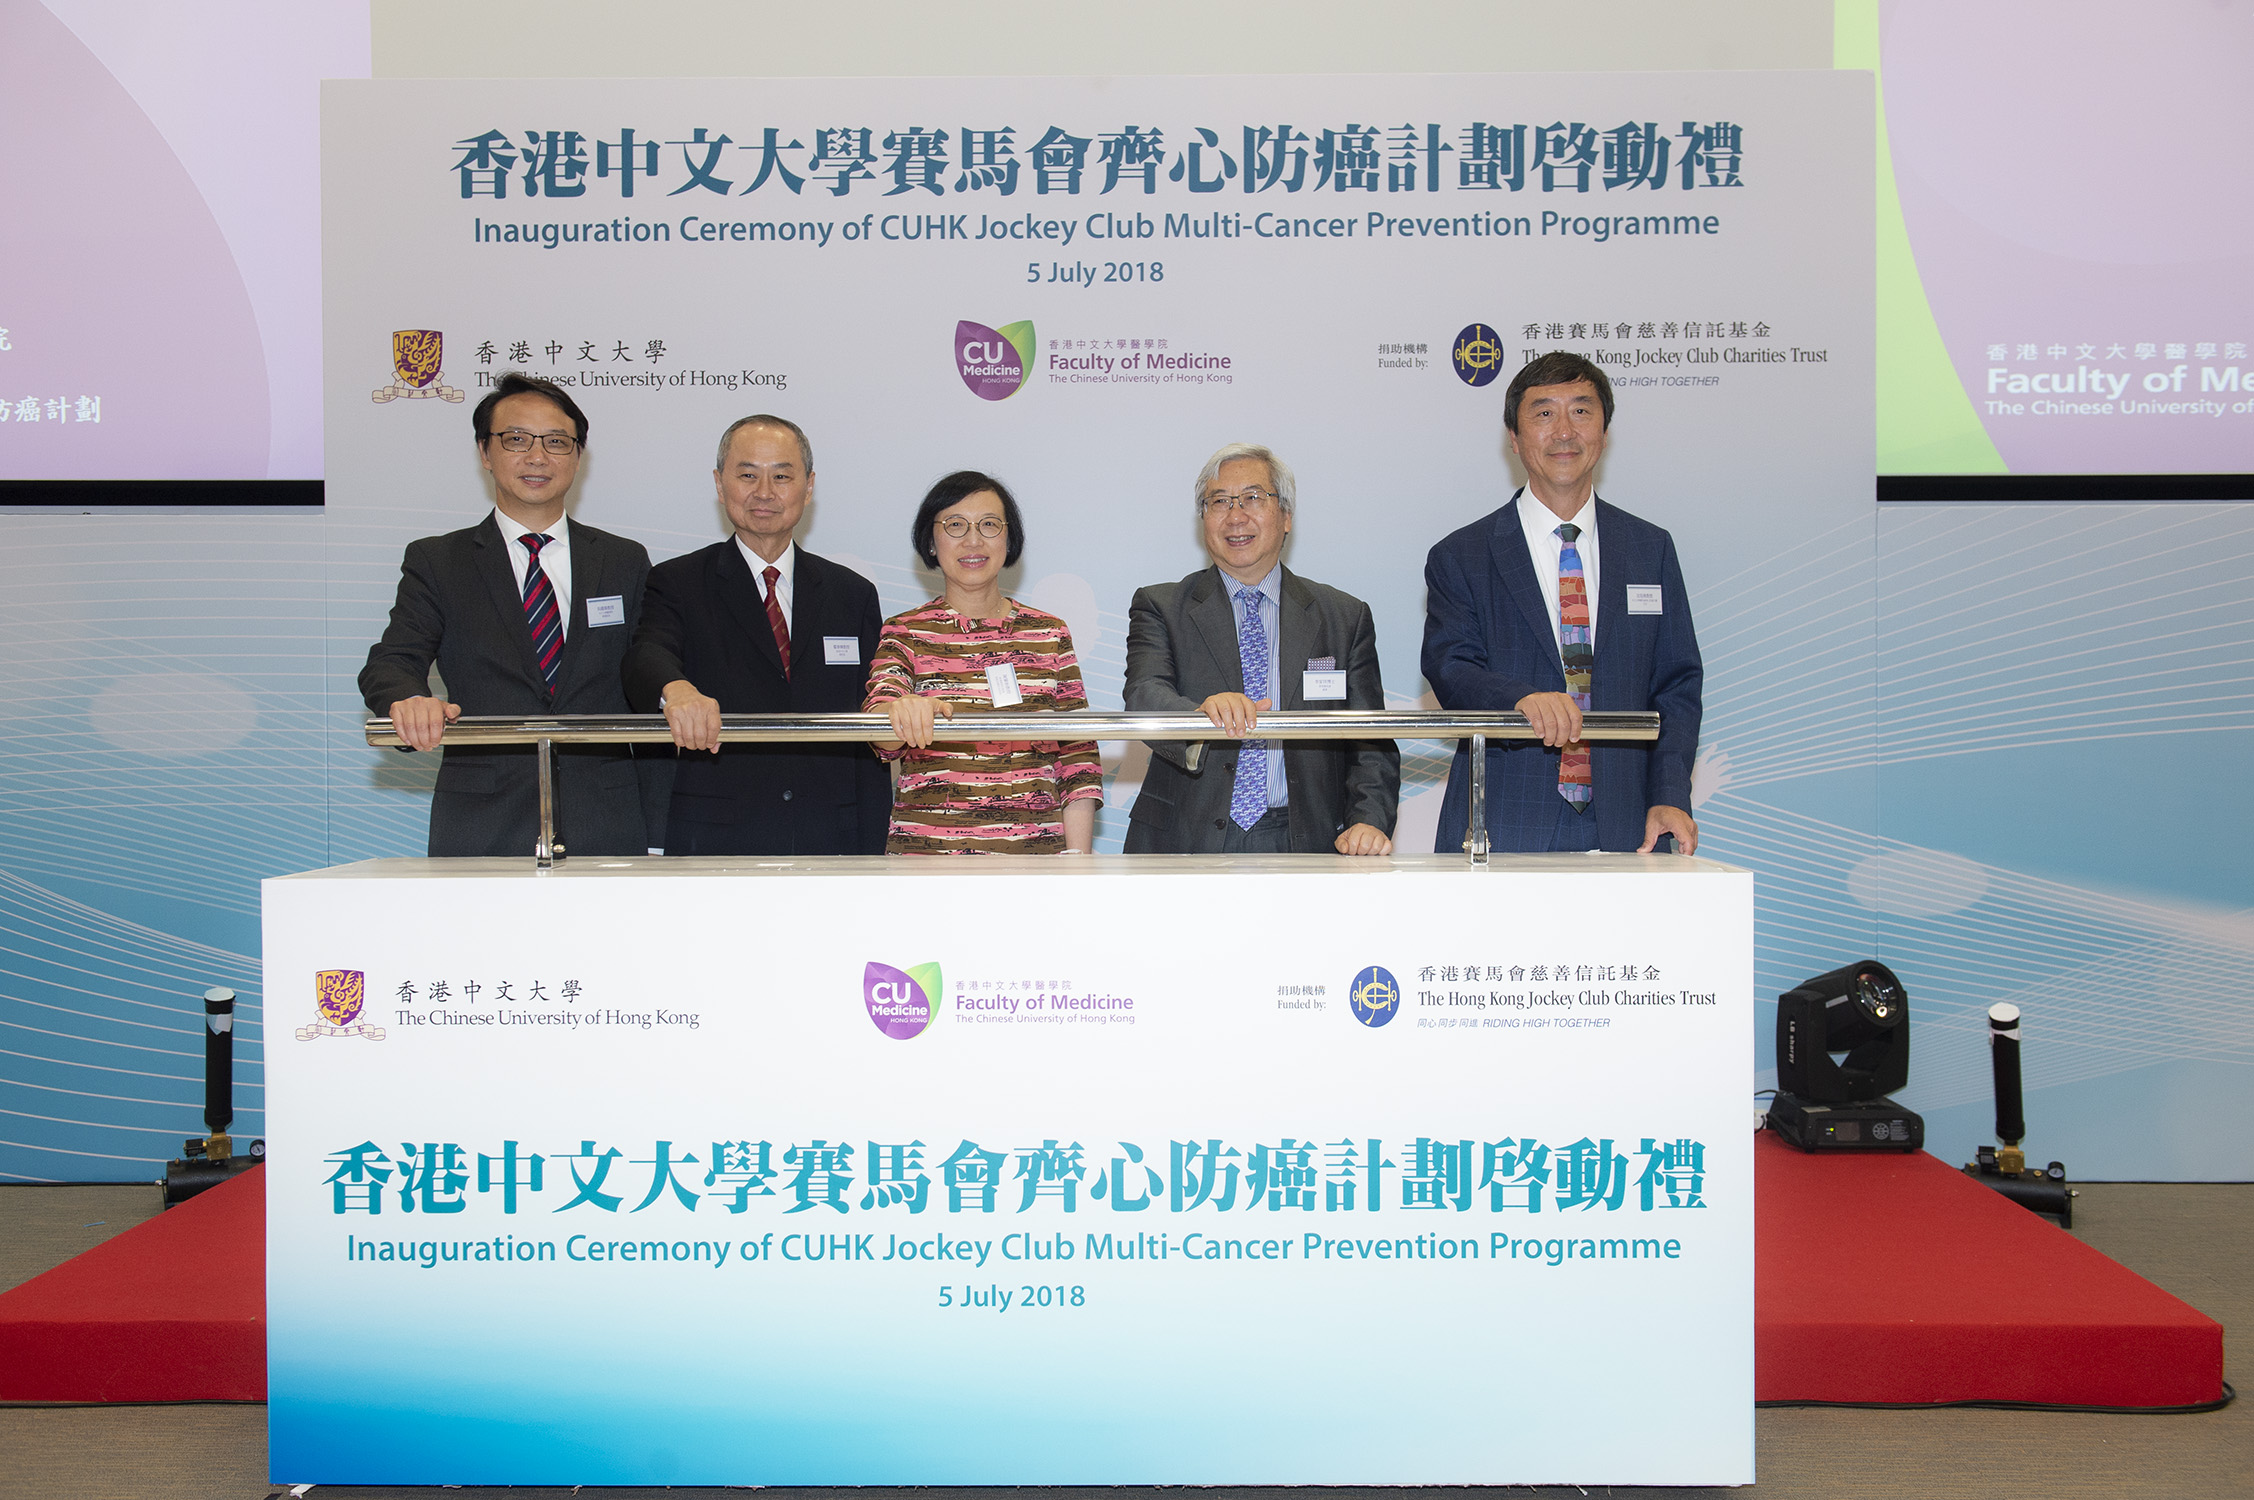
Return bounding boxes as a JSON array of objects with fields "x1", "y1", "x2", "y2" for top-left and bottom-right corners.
[
  {"x1": 1514, "y1": 488, "x2": 1600, "y2": 654},
  {"x1": 736, "y1": 536, "x2": 796, "y2": 621},
  {"x1": 492, "y1": 508, "x2": 573, "y2": 639}
]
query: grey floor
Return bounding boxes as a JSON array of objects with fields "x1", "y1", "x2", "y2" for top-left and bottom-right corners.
[{"x1": 2, "y1": 1180, "x2": 2247, "y2": 1500}]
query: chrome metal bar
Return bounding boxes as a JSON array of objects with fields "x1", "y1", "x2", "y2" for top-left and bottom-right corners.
[
  {"x1": 364, "y1": 709, "x2": 1660, "y2": 748},
  {"x1": 1466, "y1": 732, "x2": 1489, "y2": 867},
  {"x1": 534, "y1": 736, "x2": 558, "y2": 870}
]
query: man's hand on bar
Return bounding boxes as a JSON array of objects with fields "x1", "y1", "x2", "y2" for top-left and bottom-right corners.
[
  {"x1": 389, "y1": 696, "x2": 460, "y2": 752},
  {"x1": 659, "y1": 680, "x2": 725, "y2": 754},
  {"x1": 1514, "y1": 691, "x2": 1583, "y2": 747},
  {"x1": 1197, "y1": 692, "x2": 1269, "y2": 737}
]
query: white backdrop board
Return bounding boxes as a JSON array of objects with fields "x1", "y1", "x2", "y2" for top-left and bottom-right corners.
[
  {"x1": 264, "y1": 854, "x2": 1754, "y2": 1486},
  {"x1": 322, "y1": 70, "x2": 1873, "y2": 855}
]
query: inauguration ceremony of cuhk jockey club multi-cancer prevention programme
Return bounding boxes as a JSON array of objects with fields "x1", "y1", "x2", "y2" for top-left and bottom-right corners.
[{"x1": 0, "y1": 3, "x2": 2248, "y2": 1498}]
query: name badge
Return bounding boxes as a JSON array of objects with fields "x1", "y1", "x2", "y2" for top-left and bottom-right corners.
[
  {"x1": 1626, "y1": 585, "x2": 1664, "y2": 615},
  {"x1": 1303, "y1": 670, "x2": 1348, "y2": 701},
  {"x1": 823, "y1": 635, "x2": 860, "y2": 665},
  {"x1": 585, "y1": 595, "x2": 626, "y2": 627},
  {"x1": 985, "y1": 663, "x2": 1023, "y2": 707}
]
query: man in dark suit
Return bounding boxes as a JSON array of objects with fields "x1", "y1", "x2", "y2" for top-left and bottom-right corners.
[
  {"x1": 1422, "y1": 352, "x2": 1703, "y2": 856},
  {"x1": 622, "y1": 414, "x2": 889, "y2": 854},
  {"x1": 361, "y1": 371, "x2": 660, "y2": 857},
  {"x1": 1124, "y1": 443, "x2": 1399, "y2": 855}
]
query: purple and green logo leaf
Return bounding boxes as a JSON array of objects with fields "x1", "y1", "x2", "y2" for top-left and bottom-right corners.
[
  {"x1": 956, "y1": 319, "x2": 1035, "y2": 400},
  {"x1": 864, "y1": 960, "x2": 943, "y2": 1040}
]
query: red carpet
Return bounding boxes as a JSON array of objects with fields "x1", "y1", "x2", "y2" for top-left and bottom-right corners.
[
  {"x1": 1755, "y1": 1132, "x2": 2223, "y2": 1405},
  {"x1": 0, "y1": 1146, "x2": 2226, "y2": 1406},
  {"x1": 0, "y1": 1165, "x2": 264, "y2": 1402}
]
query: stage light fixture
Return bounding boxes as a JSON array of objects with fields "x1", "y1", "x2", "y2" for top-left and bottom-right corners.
[{"x1": 1767, "y1": 959, "x2": 1924, "y2": 1152}]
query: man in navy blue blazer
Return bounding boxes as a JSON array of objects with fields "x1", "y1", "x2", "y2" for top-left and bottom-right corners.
[{"x1": 1421, "y1": 352, "x2": 1703, "y2": 855}]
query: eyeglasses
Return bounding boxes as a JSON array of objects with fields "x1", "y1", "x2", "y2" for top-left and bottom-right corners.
[
  {"x1": 492, "y1": 429, "x2": 581, "y2": 456},
  {"x1": 1201, "y1": 488, "x2": 1276, "y2": 515},
  {"x1": 937, "y1": 516, "x2": 1008, "y2": 540}
]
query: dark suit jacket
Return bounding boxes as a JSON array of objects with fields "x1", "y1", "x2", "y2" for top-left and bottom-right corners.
[
  {"x1": 359, "y1": 513, "x2": 661, "y2": 858},
  {"x1": 622, "y1": 540, "x2": 889, "y2": 855},
  {"x1": 1122, "y1": 564, "x2": 1399, "y2": 853},
  {"x1": 1420, "y1": 493, "x2": 1702, "y2": 853}
]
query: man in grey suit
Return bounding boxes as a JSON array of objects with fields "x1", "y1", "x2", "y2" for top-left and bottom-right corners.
[
  {"x1": 1124, "y1": 443, "x2": 1399, "y2": 855},
  {"x1": 360, "y1": 371, "x2": 661, "y2": 857}
]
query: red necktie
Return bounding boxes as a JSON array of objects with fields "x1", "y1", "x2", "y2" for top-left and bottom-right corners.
[
  {"x1": 519, "y1": 533, "x2": 562, "y2": 695},
  {"x1": 762, "y1": 565, "x2": 791, "y2": 679}
]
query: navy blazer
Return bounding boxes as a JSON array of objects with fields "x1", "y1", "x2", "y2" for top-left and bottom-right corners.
[
  {"x1": 359, "y1": 513, "x2": 661, "y2": 858},
  {"x1": 1421, "y1": 493, "x2": 1702, "y2": 853},
  {"x1": 623, "y1": 540, "x2": 889, "y2": 855}
]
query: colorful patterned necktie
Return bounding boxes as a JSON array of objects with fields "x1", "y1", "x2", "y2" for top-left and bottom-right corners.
[
  {"x1": 1556, "y1": 522, "x2": 1593, "y2": 811},
  {"x1": 762, "y1": 565, "x2": 792, "y2": 679},
  {"x1": 1229, "y1": 586, "x2": 1270, "y2": 831},
  {"x1": 518, "y1": 533, "x2": 562, "y2": 695}
]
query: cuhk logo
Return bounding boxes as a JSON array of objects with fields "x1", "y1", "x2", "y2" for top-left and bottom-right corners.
[
  {"x1": 1348, "y1": 965, "x2": 1400, "y2": 1028},
  {"x1": 956, "y1": 319, "x2": 1034, "y2": 400},
  {"x1": 865, "y1": 961, "x2": 944, "y2": 1040}
]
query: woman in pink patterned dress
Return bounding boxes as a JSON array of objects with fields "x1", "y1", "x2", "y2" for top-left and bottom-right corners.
[{"x1": 864, "y1": 471, "x2": 1103, "y2": 855}]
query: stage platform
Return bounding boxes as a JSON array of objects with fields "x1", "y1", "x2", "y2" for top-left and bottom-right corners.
[
  {"x1": 0, "y1": 1142, "x2": 2225, "y2": 1409},
  {"x1": 1753, "y1": 1130, "x2": 2223, "y2": 1406},
  {"x1": 0, "y1": 1164, "x2": 263, "y2": 1403}
]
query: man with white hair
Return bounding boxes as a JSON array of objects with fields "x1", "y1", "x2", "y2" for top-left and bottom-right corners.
[{"x1": 1123, "y1": 443, "x2": 1399, "y2": 855}]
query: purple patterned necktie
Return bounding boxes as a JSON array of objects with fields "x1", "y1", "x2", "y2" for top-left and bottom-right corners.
[
  {"x1": 519, "y1": 533, "x2": 562, "y2": 694},
  {"x1": 1229, "y1": 586, "x2": 1270, "y2": 831}
]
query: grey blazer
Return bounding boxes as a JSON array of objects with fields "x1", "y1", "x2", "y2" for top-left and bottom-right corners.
[
  {"x1": 360, "y1": 513, "x2": 665, "y2": 857},
  {"x1": 1122, "y1": 564, "x2": 1399, "y2": 852}
]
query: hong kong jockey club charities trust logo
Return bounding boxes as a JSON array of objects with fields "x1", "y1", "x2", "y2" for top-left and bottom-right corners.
[
  {"x1": 865, "y1": 961, "x2": 944, "y2": 1040},
  {"x1": 373, "y1": 328, "x2": 463, "y2": 404},
  {"x1": 1349, "y1": 966, "x2": 1400, "y2": 1028},
  {"x1": 297, "y1": 970, "x2": 387, "y2": 1042},
  {"x1": 956, "y1": 319, "x2": 1035, "y2": 400},
  {"x1": 1452, "y1": 323, "x2": 1503, "y2": 387}
]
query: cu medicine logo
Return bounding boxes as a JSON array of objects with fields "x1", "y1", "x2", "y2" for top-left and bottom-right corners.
[
  {"x1": 1349, "y1": 966, "x2": 1400, "y2": 1028},
  {"x1": 955, "y1": 319, "x2": 1034, "y2": 400},
  {"x1": 297, "y1": 969, "x2": 387, "y2": 1042},
  {"x1": 865, "y1": 961, "x2": 945, "y2": 1040}
]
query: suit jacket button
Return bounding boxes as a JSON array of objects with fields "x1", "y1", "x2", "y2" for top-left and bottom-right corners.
[
  {"x1": 782, "y1": 789, "x2": 793, "y2": 801},
  {"x1": 1213, "y1": 817, "x2": 1227, "y2": 830}
]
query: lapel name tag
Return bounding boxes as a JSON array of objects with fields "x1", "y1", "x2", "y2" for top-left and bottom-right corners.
[
  {"x1": 823, "y1": 636, "x2": 860, "y2": 665},
  {"x1": 585, "y1": 595, "x2": 626, "y2": 627},
  {"x1": 1303, "y1": 670, "x2": 1348, "y2": 701},
  {"x1": 1626, "y1": 585, "x2": 1664, "y2": 615},
  {"x1": 985, "y1": 663, "x2": 1024, "y2": 707}
]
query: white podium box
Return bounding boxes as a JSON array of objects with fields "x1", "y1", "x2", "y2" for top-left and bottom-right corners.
[{"x1": 264, "y1": 853, "x2": 1753, "y2": 1487}]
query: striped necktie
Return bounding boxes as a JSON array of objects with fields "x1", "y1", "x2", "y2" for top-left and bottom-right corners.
[
  {"x1": 1556, "y1": 522, "x2": 1592, "y2": 811},
  {"x1": 519, "y1": 533, "x2": 563, "y2": 694},
  {"x1": 763, "y1": 565, "x2": 792, "y2": 679}
]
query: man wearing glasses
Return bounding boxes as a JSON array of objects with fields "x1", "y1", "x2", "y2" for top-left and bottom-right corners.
[
  {"x1": 361, "y1": 371, "x2": 662, "y2": 856},
  {"x1": 1123, "y1": 442, "x2": 1399, "y2": 855},
  {"x1": 620, "y1": 414, "x2": 888, "y2": 855}
]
